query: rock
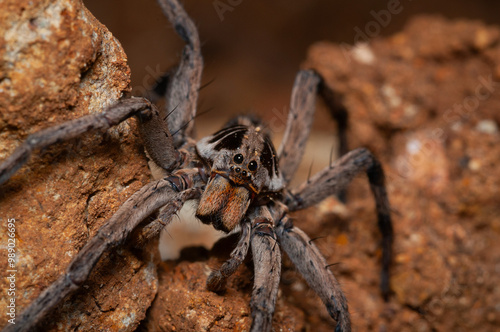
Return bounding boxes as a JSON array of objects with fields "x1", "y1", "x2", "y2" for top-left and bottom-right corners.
[
  {"x1": 141, "y1": 248, "x2": 305, "y2": 332},
  {"x1": 0, "y1": 0, "x2": 155, "y2": 330},
  {"x1": 303, "y1": 14, "x2": 500, "y2": 332}
]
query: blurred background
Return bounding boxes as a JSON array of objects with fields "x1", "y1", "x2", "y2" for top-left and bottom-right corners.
[
  {"x1": 83, "y1": 0, "x2": 500, "y2": 181},
  {"x1": 84, "y1": 0, "x2": 500, "y2": 118},
  {"x1": 84, "y1": 0, "x2": 500, "y2": 183}
]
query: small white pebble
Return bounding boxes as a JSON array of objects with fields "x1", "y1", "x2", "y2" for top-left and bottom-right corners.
[
  {"x1": 468, "y1": 159, "x2": 481, "y2": 171},
  {"x1": 476, "y1": 119, "x2": 498, "y2": 134},
  {"x1": 352, "y1": 43, "x2": 375, "y2": 65},
  {"x1": 291, "y1": 281, "x2": 305, "y2": 292},
  {"x1": 404, "y1": 104, "x2": 418, "y2": 117},
  {"x1": 381, "y1": 84, "x2": 402, "y2": 108},
  {"x1": 451, "y1": 122, "x2": 462, "y2": 132},
  {"x1": 406, "y1": 139, "x2": 421, "y2": 155},
  {"x1": 409, "y1": 233, "x2": 423, "y2": 244}
]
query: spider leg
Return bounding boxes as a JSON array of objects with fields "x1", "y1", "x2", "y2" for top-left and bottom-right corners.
[
  {"x1": 7, "y1": 170, "x2": 203, "y2": 332},
  {"x1": 132, "y1": 168, "x2": 204, "y2": 247},
  {"x1": 248, "y1": 206, "x2": 282, "y2": 332},
  {"x1": 136, "y1": 101, "x2": 183, "y2": 172},
  {"x1": 318, "y1": 81, "x2": 349, "y2": 159},
  {"x1": 157, "y1": 0, "x2": 203, "y2": 147},
  {"x1": 286, "y1": 147, "x2": 393, "y2": 299},
  {"x1": 277, "y1": 70, "x2": 320, "y2": 184},
  {"x1": 277, "y1": 70, "x2": 351, "y2": 186},
  {"x1": 207, "y1": 221, "x2": 251, "y2": 292},
  {"x1": 0, "y1": 97, "x2": 152, "y2": 186},
  {"x1": 276, "y1": 216, "x2": 351, "y2": 332},
  {"x1": 318, "y1": 80, "x2": 350, "y2": 202}
]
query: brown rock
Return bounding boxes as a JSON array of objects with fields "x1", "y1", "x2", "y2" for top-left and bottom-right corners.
[
  {"x1": 0, "y1": 0, "x2": 154, "y2": 330},
  {"x1": 142, "y1": 252, "x2": 305, "y2": 332},
  {"x1": 303, "y1": 14, "x2": 500, "y2": 332}
]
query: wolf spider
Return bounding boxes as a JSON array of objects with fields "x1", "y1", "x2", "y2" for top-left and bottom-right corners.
[{"x1": 0, "y1": 0, "x2": 393, "y2": 331}]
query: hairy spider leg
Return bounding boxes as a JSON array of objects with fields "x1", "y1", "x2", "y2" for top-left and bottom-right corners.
[
  {"x1": 277, "y1": 69, "x2": 352, "y2": 201},
  {"x1": 0, "y1": 98, "x2": 153, "y2": 186},
  {"x1": 248, "y1": 206, "x2": 281, "y2": 332},
  {"x1": 157, "y1": 0, "x2": 203, "y2": 147},
  {"x1": 133, "y1": 168, "x2": 207, "y2": 247},
  {"x1": 277, "y1": 70, "x2": 320, "y2": 185},
  {"x1": 286, "y1": 147, "x2": 394, "y2": 299},
  {"x1": 7, "y1": 171, "x2": 202, "y2": 332},
  {"x1": 206, "y1": 221, "x2": 251, "y2": 292},
  {"x1": 275, "y1": 215, "x2": 351, "y2": 332}
]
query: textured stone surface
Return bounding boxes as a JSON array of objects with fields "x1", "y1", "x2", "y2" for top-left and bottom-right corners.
[
  {"x1": 302, "y1": 15, "x2": 500, "y2": 331},
  {"x1": 0, "y1": 0, "x2": 154, "y2": 330},
  {"x1": 141, "y1": 238, "x2": 305, "y2": 332}
]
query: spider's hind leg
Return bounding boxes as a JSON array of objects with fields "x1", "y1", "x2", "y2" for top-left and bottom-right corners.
[{"x1": 276, "y1": 216, "x2": 351, "y2": 332}]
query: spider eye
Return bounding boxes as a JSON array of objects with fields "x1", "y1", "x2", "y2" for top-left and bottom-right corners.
[
  {"x1": 248, "y1": 160, "x2": 258, "y2": 171},
  {"x1": 233, "y1": 153, "x2": 244, "y2": 164}
]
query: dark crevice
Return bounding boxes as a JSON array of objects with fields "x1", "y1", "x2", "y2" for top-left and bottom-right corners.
[{"x1": 83, "y1": 191, "x2": 100, "y2": 238}]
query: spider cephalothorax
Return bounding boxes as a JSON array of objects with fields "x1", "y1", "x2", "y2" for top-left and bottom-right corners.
[
  {"x1": 0, "y1": 1, "x2": 394, "y2": 331},
  {"x1": 196, "y1": 116, "x2": 283, "y2": 232}
]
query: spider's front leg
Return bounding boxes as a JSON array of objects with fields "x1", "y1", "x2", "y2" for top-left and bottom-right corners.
[
  {"x1": 278, "y1": 70, "x2": 319, "y2": 184},
  {"x1": 277, "y1": 69, "x2": 348, "y2": 185},
  {"x1": 207, "y1": 221, "x2": 251, "y2": 292},
  {"x1": 131, "y1": 0, "x2": 205, "y2": 244},
  {"x1": 276, "y1": 215, "x2": 350, "y2": 332},
  {"x1": 157, "y1": 0, "x2": 203, "y2": 147},
  {"x1": 286, "y1": 147, "x2": 394, "y2": 299},
  {"x1": 0, "y1": 97, "x2": 153, "y2": 186},
  {"x1": 6, "y1": 168, "x2": 203, "y2": 332},
  {"x1": 248, "y1": 206, "x2": 282, "y2": 332}
]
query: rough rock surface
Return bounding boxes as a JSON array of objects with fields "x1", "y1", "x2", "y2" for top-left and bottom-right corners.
[
  {"x1": 301, "y1": 15, "x2": 499, "y2": 331},
  {"x1": 140, "y1": 236, "x2": 306, "y2": 332},
  {"x1": 0, "y1": 0, "x2": 155, "y2": 330},
  {"x1": 142, "y1": 16, "x2": 500, "y2": 332}
]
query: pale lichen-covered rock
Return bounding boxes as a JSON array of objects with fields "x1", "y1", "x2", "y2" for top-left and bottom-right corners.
[{"x1": 0, "y1": 0, "x2": 155, "y2": 330}]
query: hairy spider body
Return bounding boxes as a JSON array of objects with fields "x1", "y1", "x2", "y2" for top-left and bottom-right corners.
[
  {"x1": 196, "y1": 116, "x2": 283, "y2": 232},
  {"x1": 0, "y1": 1, "x2": 393, "y2": 331}
]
